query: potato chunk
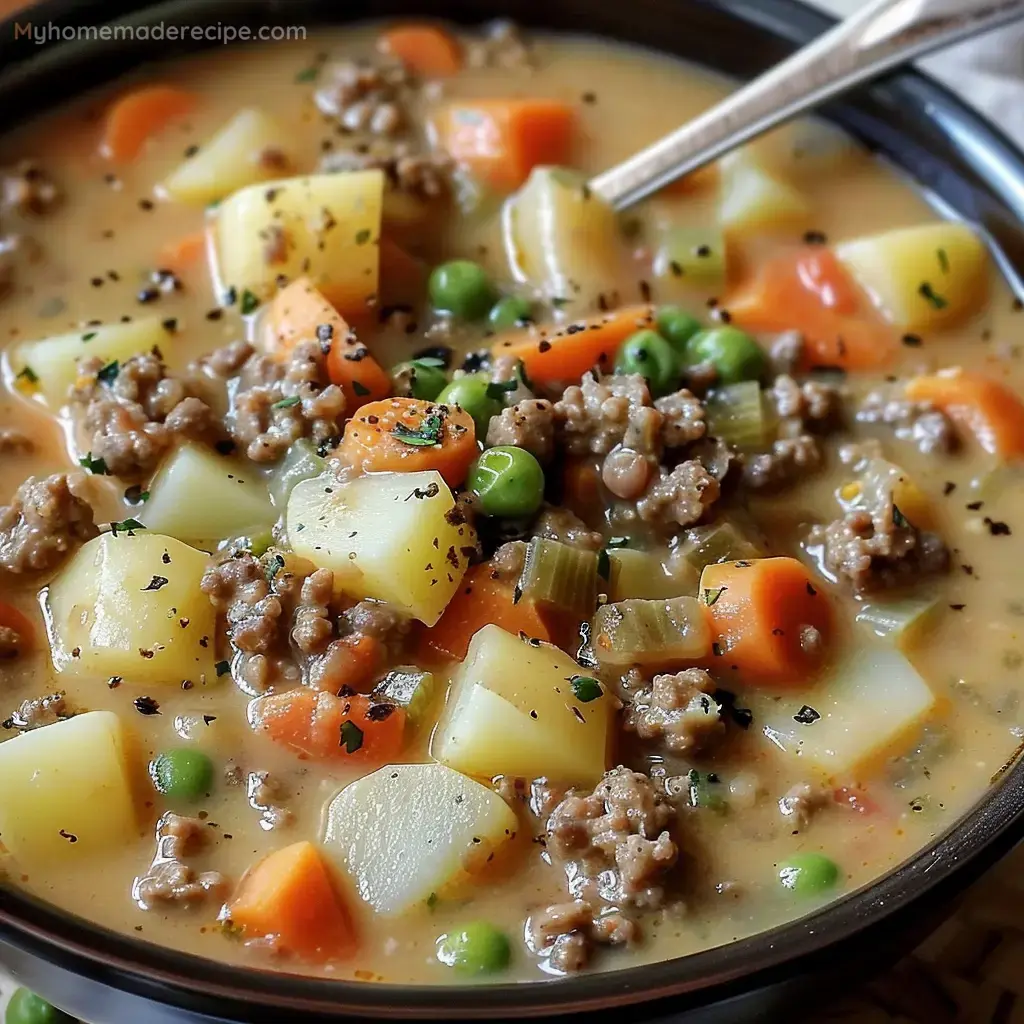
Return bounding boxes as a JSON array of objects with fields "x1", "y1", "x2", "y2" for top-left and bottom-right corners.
[
  {"x1": 719, "y1": 156, "x2": 811, "y2": 236},
  {"x1": 141, "y1": 444, "x2": 275, "y2": 543},
  {"x1": 432, "y1": 624, "x2": 612, "y2": 784},
  {"x1": 214, "y1": 170, "x2": 382, "y2": 316},
  {"x1": 322, "y1": 762, "x2": 518, "y2": 915},
  {"x1": 13, "y1": 317, "x2": 172, "y2": 407},
  {"x1": 47, "y1": 532, "x2": 216, "y2": 685},
  {"x1": 162, "y1": 108, "x2": 293, "y2": 206},
  {"x1": 835, "y1": 222, "x2": 988, "y2": 331},
  {"x1": 0, "y1": 711, "x2": 139, "y2": 861},
  {"x1": 286, "y1": 470, "x2": 474, "y2": 626}
]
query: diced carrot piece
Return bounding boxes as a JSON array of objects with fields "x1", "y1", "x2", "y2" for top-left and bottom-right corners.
[
  {"x1": 378, "y1": 24, "x2": 462, "y2": 77},
  {"x1": 251, "y1": 689, "x2": 406, "y2": 764},
  {"x1": 418, "y1": 563, "x2": 550, "y2": 663},
  {"x1": 727, "y1": 247, "x2": 897, "y2": 371},
  {"x1": 266, "y1": 277, "x2": 391, "y2": 412},
  {"x1": 434, "y1": 98, "x2": 576, "y2": 191},
  {"x1": 101, "y1": 85, "x2": 196, "y2": 163},
  {"x1": 156, "y1": 230, "x2": 208, "y2": 276},
  {"x1": 337, "y1": 397, "x2": 478, "y2": 488},
  {"x1": 657, "y1": 163, "x2": 719, "y2": 196},
  {"x1": 699, "y1": 557, "x2": 832, "y2": 685},
  {"x1": 905, "y1": 368, "x2": 1024, "y2": 460},
  {"x1": 378, "y1": 235, "x2": 426, "y2": 307},
  {"x1": 228, "y1": 841, "x2": 357, "y2": 964},
  {"x1": 0, "y1": 602, "x2": 34, "y2": 656},
  {"x1": 561, "y1": 458, "x2": 603, "y2": 526},
  {"x1": 490, "y1": 304, "x2": 655, "y2": 385}
]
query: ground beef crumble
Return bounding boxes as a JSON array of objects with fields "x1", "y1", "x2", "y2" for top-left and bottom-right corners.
[
  {"x1": 314, "y1": 60, "x2": 410, "y2": 136},
  {"x1": 320, "y1": 141, "x2": 450, "y2": 199},
  {"x1": 2, "y1": 160, "x2": 60, "y2": 216},
  {"x1": 531, "y1": 506, "x2": 603, "y2": 551},
  {"x1": 528, "y1": 767, "x2": 678, "y2": 972},
  {"x1": 633, "y1": 460, "x2": 721, "y2": 530},
  {"x1": 3, "y1": 692, "x2": 67, "y2": 728},
  {"x1": 133, "y1": 813, "x2": 227, "y2": 910},
  {"x1": 0, "y1": 428, "x2": 32, "y2": 454},
  {"x1": 486, "y1": 400, "x2": 556, "y2": 462},
  {"x1": 624, "y1": 668, "x2": 724, "y2": 754},
  {"x1": 856, "y1": 389, "x2": 956, "y2": 455},
  {"x1": 464, "y1": 19, "x2": 533, "y2": 69},
  {"x1": 0, "y1": 471, "x2": 98, "y2": 574},
  {"x1": 778, "y1": 781, "x2": 832, "y2": 832},
  {"x1": 247, "y1": 771, "x2": 293, "y2": 831}
]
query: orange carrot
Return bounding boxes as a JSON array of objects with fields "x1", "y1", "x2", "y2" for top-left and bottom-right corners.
[
  {"x1": 418, "y1": 563, "x2": 550, "y2": 663},
  {"x1": 338, "y1": 397, "x2": 478, "y2": 488},
  {"x1": 699, "y1": 557, "x2": 832, "y2": 685},
  {"x1": 561, "y1": 459, "x2": 603, "y2": 525},
  {"x1": 491, "y1": 304, "x2": 655, "y2": 385},
  {"x1": 378, "y1": 235, "x2": 426, "y2": 307},
  {"x1": 307, "y1": 634, "x2": 384, "y2": 694},
  {"x1": 227, "y1": 841, "x2": 357, "y2": 963},
  {"x1": 250, "y1": 689, "x2": 406, "y2": 764},
  {"x1": 266, "y1": 277, "x2": 391, "y2": 412},
  {"x1": 0, "y1": 602, "x2": 33, "y2": 655},
  {"x1": 434, "y1": 98, "x2": 576, "y2": 191},
  {"x1": 101, "y1": 85, "x2": 195, "y2": 163},
  {"x1": 156, "y1": 230, "x2": 208, "y2": 277},
  {"x1": 727, "y1": 248, "x2": 897, "y2": 371},
  {"x1": 658, "y1": 163, "x2": 719, "y2": 196},
  {"x1": 905, "y1": 369, "x2": 1024, "y2": 460},
  {"x1": 378, "y1": 24, "x2": 462, "y2": 77}
]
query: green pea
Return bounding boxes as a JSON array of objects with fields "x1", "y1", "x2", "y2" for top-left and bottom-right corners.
[
  {"x1": 487, "y1": 295, "x2": 534, "y2": 331},
  {"x1": 777, "y1": 852, "x2": 840, "y2": 895},
  {"x1": 428, "y1": 260, "x2": 497, "y2": 321},
  {"x1": 150, "y1": 749, "x2": 214, "y2": 803},
  {"x1": 685, "y1": 326, "x2": 767, "y2": 385},
  {"x1": 436, "y1": 376, "x2": 501, "y2": 441},
  {"x1": 468, "y1": 446, "x2": 545, "y2": 519},
  {"x1": 655, "y1": 305, "x2": 702, "y2": 355},
  {"x1": 391, "y1": 359, "x2": 448, "y2": 402},
  {"x1": 436, "y1": 921, "x2": 511, "y2": 974},
  {"x1": 5, "y1": 989, "x2": 75, "y2": 1024},
  {"x1": 614, "y1": 329, "x2": 681, "y2": 396}
]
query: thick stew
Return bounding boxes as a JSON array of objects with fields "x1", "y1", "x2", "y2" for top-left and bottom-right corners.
[{"x1": 0, "y1": 20, "x2": 1021, "y2": 985}]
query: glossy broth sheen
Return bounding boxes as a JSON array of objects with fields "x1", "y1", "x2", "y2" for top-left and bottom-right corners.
[{"x1": 0, "y1": 23, "x2": 1021, "y2": 984}]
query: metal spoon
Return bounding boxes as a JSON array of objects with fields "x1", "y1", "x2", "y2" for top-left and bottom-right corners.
[{"x1": 590, "y1": 0, "x2": 1024, "y2": 210}]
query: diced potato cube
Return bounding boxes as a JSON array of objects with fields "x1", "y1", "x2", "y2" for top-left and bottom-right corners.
[
  {"x1": 0, "y1": 711, "x2": 139, "y2": 861},
  {"x1": 433, "y1": 624, "x2": 612, "y2": 784},
  {"x1": 719, "y1": 156, "x2": 811, "y2": 236},
  {"x1": 162, "y1": 108, "x2": 293, "y2": 206},
  {"x1": 214, "y1": 170, "x2": 383, "y2": 317},
  {"x1": 835, "y1": 222, "x2": 988, "y2": 332},
  {"x1": 12, "y1": 317, "x2": 172, "y2": 407},
  {"x1": 755, "y1": 640, "x2": 937, "y2": 781},
  {"x1": 322, "y1": 762, "x2": 518, "y2": 915},
  {"x1": 286, "y1": 470, "x2": 474, "y2": 626},
  {"x1": 140, "y1": 444, "x2": 275, "y2": 543},
  {"x1": 47, "y1": 532, "x2": 217, "y2": 686}
]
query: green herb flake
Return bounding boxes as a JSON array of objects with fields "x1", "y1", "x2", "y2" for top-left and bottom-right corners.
[
  {"x1": 892, "y1": 503, "x2": 911, "y2": 529},
  {"x1": 703, "y1": 586, "x2": 727, "y2": 607},
  {"x1": 485, "y1": 379, "x2": 518, "y2": 400},
  {"x1": 96, "y1": 360, "x2": 120, "y2": 384},
  {"x1": 354, "y1": 228, "x2": 372, "y2": 245},
  {"x1": 109, "y1": 518, "x2": 145, "y2": 537},
  {"x1": 937, "y1": 248, "x2": 950, "y2": 274},
  {"x1": 918, "y1": 282, "x2": 948, "y2": 310},
  {"x1": 215, "y1": 660, "x2": 231, "y2": 677},
  {"x1": 340, "y1": 719, "x2": 364, "y2": 754},
  {"x1": 239, "y1": 289, "x2": 260, "y2": 315},
  {"x1": 264, "y1": 553, "x2": 286, "y2": 582},
  {"x1": 78, "y1": 452, "x2": 109, "y2": 475},
  {"x1": 392, "y1": 414, "x2": 443, "y2": 447},
  {"x1": 426, "y1": 891, "x2": 439, "y2": 910},
  {"x1": 352, "y1": 380, "x2": 371, "y2": 396},
  {"x1": 124, "y1": 485, "x2": 149, "y2": 505},
  {"x1": 81, "y1": 331, "x2": 97, "y2": 342},
  {"x1": 16, "y1": 365, "x2": 39, "y2": 384},
  {"x1": 569, "y1": 675, "x2": 602, "y2": 703},
  {"x1": 596, "y1": 548, "x2": 610, "y2": 581},
  {"x1": 295, "y1": 65, "x2": 319, "y2": 83},
  {"x1": 272, "y1": 395, "x2": 302, "y2": 410}
]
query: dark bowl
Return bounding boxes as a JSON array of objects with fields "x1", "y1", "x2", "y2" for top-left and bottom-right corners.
[{"x1": 2, "y1": 1, "x2": 1024, "y2": 1021}]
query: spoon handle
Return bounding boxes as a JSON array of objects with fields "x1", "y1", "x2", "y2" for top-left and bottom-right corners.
[{"x1": 590, "y1": 0, "x2": 1024, "y2": 210}]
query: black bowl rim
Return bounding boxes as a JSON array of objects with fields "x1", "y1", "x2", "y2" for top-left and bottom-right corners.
[{"x1": 1, "y1": 0, "x2": 1024, "y2": 1019}]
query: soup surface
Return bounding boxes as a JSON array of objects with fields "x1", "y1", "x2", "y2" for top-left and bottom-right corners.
[{"x1": 0, "y1": 19, "x2": 1021, "y2": 986}]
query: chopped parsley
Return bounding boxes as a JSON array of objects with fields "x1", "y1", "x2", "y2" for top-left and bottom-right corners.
[
  {"x1": 109, "y1": 518, "x2": 145, "y2": 537},
  {"x1": 426, "y1": 891, "x2": 439, "y2": 910},
  {"x1": 352, "y1": 380, "x2": 371, "y2": 396},
  {"x1": 272, "y1": 395, "x2": 302, "y2": 410},
  {"x1": 918, "y1": 282, "x2": 948, "y2": 310},
  {"x1": 354, "y1": 228, "x2": 371, "y2": 245},
  {"x1": 340, "y1": 719, "x2": 364, "y2": 754},
  {"x1": 15, "y1": 365, "x2": 38, "y2": 384},
  {"x1": 569, "y1": 675, "x2": 602, "y2": 703},
  {"x1": 485, "y1": 379, "x2": 518, "y2": 400},
  {"x1": 215, "y1": 660, "x2": 231, "y2": 677},
  {"x1": 937, "y1": 247, "x2": 950, "y2": 274},
  {"x1": 133, "y1": 696, "x2": 161, "y2": 716},
  {"x1": 141, "y1": 575, "x2": 169, "y2": 592},
  {"x1": 596, "y1": 548, "x2": 610, "y2": 581},
  {"x1": 239, "y1": 289, "x2": 260, "y2": 315},
  {"x1": 96, "y1": 359, "x2": 120, "y2": 384},
  {"x1": 78, "y1": 452, "x2": 109, "y2": 475},
  {"x1": 392, "y1": 414, "x2": 443, "y2": 447},
  {"x1": 703, "y1": 586, "x2": 727, "y2": 607},
  {"x1": 892, "y1": 503, "x2": 911, "y2": 529},
  {"x1": 295, "y1": 65, "x2": 319, "y2": 83},
  {"x1": 124, "y1": 485, "x2": 149, "y2": 505},
  {"x1": 81, "y1": 331, "x2": 97, "y2": 342}
]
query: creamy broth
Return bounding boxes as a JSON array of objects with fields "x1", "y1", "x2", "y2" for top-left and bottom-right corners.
[{"x1": 0, "y1": 22, "x2": 1021, "y2": 986}]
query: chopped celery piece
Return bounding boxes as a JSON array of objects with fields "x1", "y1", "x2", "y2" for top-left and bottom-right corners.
[
  {"x1": 677, "y1": 520, "x2": 764, "y2": 573},
  {"x1": 705, "y1": 381, "x2": 771, "y2": 449},
  {"x1": 855, "y1": 595, "x2": 939, "y2": 649},
  {"x1": 269, "y1": 439, "x2": 326, "y2": 509},
  {"x1": 374, "y1": 666, "x2": 436, "y2": 728},
  {"x1": 517, "y1": 537, "x2": 598, "y2": 618},
  {"x1": 653, "y1": 226, "x2": 727, "y2": 284},
  {"x1": 608, "y1": 548, "x2": 696, "y2": 601},
  {"x1": 591, "y1": 595, "x2": 710, "y2": 670},
  {"x1": 686, "y1": 769, "x2": 726, "y2": 812}
]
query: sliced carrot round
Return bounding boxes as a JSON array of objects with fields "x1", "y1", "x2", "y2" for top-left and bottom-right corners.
[
  {"x1": 101, "y1": 85, "x2": 196, "y2": 163},
  {"x1": 338, "y1": 397, "x2": 478, "y2": 487}
]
